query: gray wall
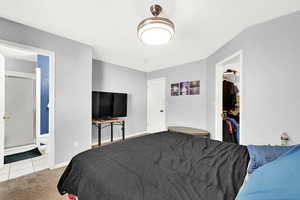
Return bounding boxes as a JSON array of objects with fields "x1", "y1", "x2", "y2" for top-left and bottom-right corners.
[
  {"x1": 147, "y1": 60, "x2": 208, "y2": 130},
  {"x1": 92, "y1": 60, "x2": 147, "y2": 143},
  {"x1": 5, "y1": 57, "x2": 36, "y2": 74},
  {"x1": 207, "y1": 11, "x2": 300, "y2": 145},
  {"x1": 0, "y1": 17, "x2": 93, "y2": 165}
]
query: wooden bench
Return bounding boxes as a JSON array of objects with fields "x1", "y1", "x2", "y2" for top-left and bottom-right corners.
[{"x1": 168, "y1": 126, "x2": 210, "y2": 138}]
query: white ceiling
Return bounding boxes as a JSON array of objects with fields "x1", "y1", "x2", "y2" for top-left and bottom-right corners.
[{"x1": 0, "y1": 0, "x2": 300, "y2": 72}]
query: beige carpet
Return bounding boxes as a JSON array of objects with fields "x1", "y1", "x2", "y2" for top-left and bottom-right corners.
[
  {"x1": 0, "y1": 167, "x2": 68, "y2": 200},
  {"x1": 0, "y1": 137, "x2": 147, "y2": 200}
]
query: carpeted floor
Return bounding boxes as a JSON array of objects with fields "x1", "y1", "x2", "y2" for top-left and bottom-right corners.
[
  {"x1": 0, "y1": 136, "x2": 147, "y2": 200},
  {"x1": 0, "y1": 167, "x2": 68, "y2": 200}
]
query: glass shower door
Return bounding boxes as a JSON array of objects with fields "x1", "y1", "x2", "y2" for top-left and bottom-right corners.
[{"x1": 4, "y1": 76, "x2": 35, "y2": 149}]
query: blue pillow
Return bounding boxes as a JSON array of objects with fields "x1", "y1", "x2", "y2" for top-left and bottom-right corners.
[
  {"x1": 236, "y1": 145, "x2": 300, "y2": 200},
  {"x1": 247, "y1": 145, "x2": 294, "y2": 173}
]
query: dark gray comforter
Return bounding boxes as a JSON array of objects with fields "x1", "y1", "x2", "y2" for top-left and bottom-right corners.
[{"x1": 58, "y1": 132, "x2": 249, "y2": 200}]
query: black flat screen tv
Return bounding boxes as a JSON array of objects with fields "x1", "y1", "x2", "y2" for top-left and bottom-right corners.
[{"x1": 92, "y1": 91, "x2": 127, "y2": 120}]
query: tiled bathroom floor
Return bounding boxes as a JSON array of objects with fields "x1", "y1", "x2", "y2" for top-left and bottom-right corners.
[{"x1": 0, "y1": 154, "x2": 48, "y2": 182}]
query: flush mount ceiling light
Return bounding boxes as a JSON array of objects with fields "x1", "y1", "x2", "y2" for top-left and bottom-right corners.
[{"x1": 137, "y1": 4, "x2": 175, "y2": 45}]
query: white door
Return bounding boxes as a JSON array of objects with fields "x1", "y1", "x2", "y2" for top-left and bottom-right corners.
[
  {"x1": 147, "y1": 78, "x2": 166, "y2": 133},
  {"x1": 0, "y1": 55, "x2": 4, "y2": 168}
]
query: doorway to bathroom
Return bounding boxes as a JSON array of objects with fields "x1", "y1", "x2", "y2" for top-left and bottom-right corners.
[{"x1": 0, "y1": 41, "x2": 55, "y2": 182}]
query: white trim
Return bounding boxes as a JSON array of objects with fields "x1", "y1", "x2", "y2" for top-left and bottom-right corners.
[
  {"x1": 35, "y1": 68, "x2": 41, "y2": 147},
  {"x1": 239, "y1": 52, "x2": 244, "y2": 145},
  {"x1": 53, "y1": 161, "x2": 70, "y2": 169},
  {"x1": 0, "y1": 54, "x2": 5, "y2": 168},
  {"x1": 38, "y1": 133, "x2": 49, "y2": 138},
  {"x1": 216, "y1": 50, "x2": 243, "y2": 67},
  {"x1": 92, "y1": 131, "x2": 148, "y2": 146},
  {"x1": 4, "y1": 144, "x2": 37, "y2": 156},
  {"x1": 147, "y1": 128, "x2": 168, "y2": 134},
  {"x1": 215, "y1": 66, "x2": 223, "y2": 141},
  {"x1": 49, "y1": 50, "x2": 55, "y2": 170},
  {"x1": 37, "y1": 134, "x2": 49, "y2": 153},
  {"x1": 0, "y1": 40, "x2": 56, "y2": 169},
  {"x1": 215, "y1": 50, "x2": 243, "y2": 144},
  {"x1": 5, "y1": 71, "x2": 36, "y2": 79},
  {"x1": 147, "y1": 78, "x2": 167, "y2": 133},
  {"x1": 125, "y1": 131, "x2": 147, "y2": 138},
  {"x1": 38, "y1": 134, "x2": 49, "y2": 145},
  {"x1": 55, "y1": 132, "x2": 147, "y2": 170}
]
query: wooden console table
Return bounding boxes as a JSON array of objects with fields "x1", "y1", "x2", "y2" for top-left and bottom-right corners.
[{"x1": 92, "y1": 119, "x2": 125, "y2": 146}]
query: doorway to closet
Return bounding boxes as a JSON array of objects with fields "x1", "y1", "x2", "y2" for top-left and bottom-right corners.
[
  {"x1": 215, "y1": 51, "x2": 243, "y2": 144},
  {"x1": 0, "y1": 41, "x2": 55, "y2": 182}
]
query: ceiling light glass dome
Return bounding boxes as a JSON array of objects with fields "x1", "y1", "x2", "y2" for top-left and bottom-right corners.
[{"x1": 137, "y1": 5, "x2": 175, "y2": 45}]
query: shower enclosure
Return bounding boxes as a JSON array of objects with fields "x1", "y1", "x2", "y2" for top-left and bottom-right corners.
[{"x1": 4, "y1": 75, "x2": 36, "y2": 149}]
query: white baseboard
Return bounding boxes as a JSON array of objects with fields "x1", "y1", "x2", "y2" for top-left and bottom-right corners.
[
  {"x1": 53, "y1": 160, "x2": 70, "y2": 169},
  {"x1": 53, "y1": 131, "x2": 147, "y2": 170},
  {"x1": 147, "y1": 128, "x2": 168, "y2": 134},
  {"x1": 92, "y1": 131, "x2": 147, "y2": 146},
  {"x1": 126, "y1": 131, "x2": 148, "y2": 138}
]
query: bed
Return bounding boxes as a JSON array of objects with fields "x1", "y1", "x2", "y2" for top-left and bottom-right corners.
[{"x1": 57, "y1": 131, "x2": 249, "y2": 200}]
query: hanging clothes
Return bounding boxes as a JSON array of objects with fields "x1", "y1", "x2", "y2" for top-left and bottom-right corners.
[
  {"x1": 227, "y1": 117, "x2": 240, "y2": 144},
  {"x1": 223, "y1": 119, "x2": 237, "y2": 144},
  {"x1": 227, "y1": 113, "x2": 239, "y2": 123},
  {"x1": 223, "y1": 69, "x2": 240, "y2": 144},
  {"x1": 223, "y1": 80, "x2": 239, "y2": 111}
]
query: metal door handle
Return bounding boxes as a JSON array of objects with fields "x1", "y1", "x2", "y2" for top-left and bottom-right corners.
[
  {"x1": 3, "y1": 116, "x2": 10, "y2": 120},
  {"x1": 160, "y1": 110, "x2": 164, "y2": 112}
]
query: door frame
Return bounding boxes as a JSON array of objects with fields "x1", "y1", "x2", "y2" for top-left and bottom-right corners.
[
  {"x1": 0, "y1": 54, "x2": 4, "y2": 168},
  {"x1": 215, "y1": 50, "x2": 244, "y2": 144},
  {"x1": 4, "y1": 70, "x2": 39, "y2": 154},
  {"x1": 0, "y1": 39, "x2": 55, "y2": 169},
  {"x1": 147, "y1": 78, "x2": 167, "y2": 133}
]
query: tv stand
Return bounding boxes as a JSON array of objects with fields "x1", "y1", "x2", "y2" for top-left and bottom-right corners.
[{"x1": 92, "y1": 119, "x2": 125, "y2": 146}]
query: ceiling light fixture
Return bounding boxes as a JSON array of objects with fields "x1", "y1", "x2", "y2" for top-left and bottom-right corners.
[{"x1": 137, "y1": 4, "x2": 175, "y2": 45}]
